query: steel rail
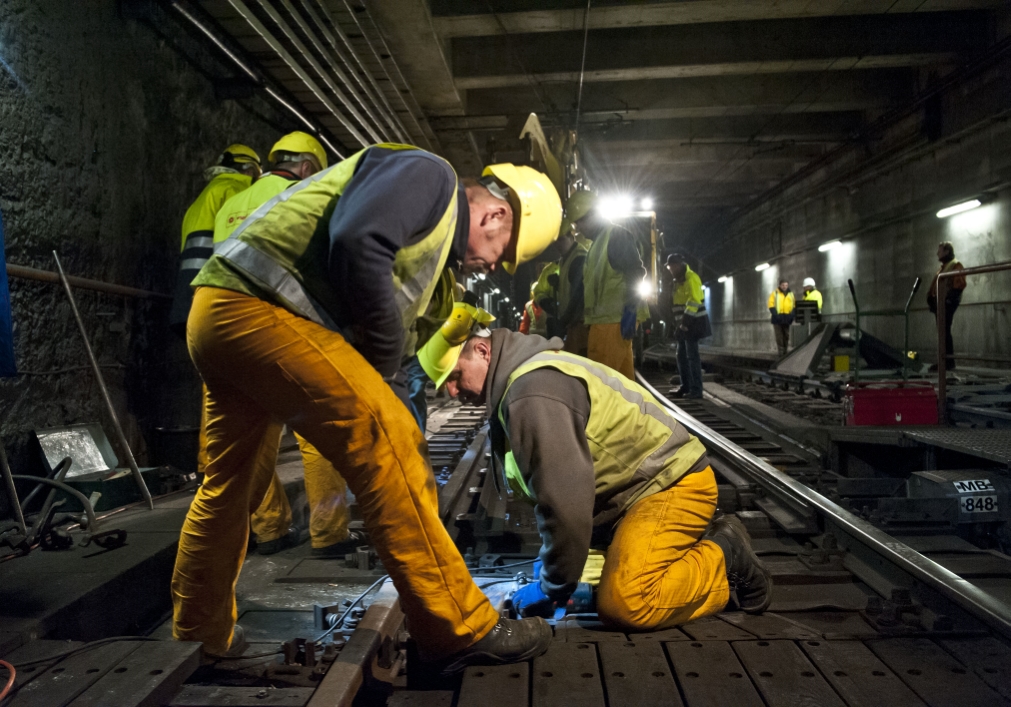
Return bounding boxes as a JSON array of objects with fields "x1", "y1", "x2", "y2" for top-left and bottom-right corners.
[{"x1": 636, "y1": 372, "x2": 1011, "y2": 640}]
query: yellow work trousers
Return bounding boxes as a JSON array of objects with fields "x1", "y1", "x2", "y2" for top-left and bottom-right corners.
[
  {"x1": 563, "y1": 321, "x2": 589, "y2": 358},
  {"x1": 250, "y1": 433, "x2": 350, "y2": 548},
  {"x1": 587, "y1": 322, "x2": 634, "y2": 379},
  {"x1": 173, "y1": 287, "x2": 499, "y2": 658},
  {"x1": 597, "y1": 467, "x2": 729, "y2": 631}
]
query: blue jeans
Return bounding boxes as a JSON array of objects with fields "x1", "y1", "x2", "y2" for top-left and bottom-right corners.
[
  {"x1": 404, "y1": 355, "x2": 429, "y2": 432},
  {"x1": 676, "y1": 337, "x2": 703, "y2": 397}
]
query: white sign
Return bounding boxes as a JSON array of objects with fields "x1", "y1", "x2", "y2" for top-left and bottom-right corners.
[
  {"x1": 960, "y1": 495, "x2": 998, "y2": 514},
  {"x1": 953, "y1": 479, "x2": 994, "y2": 494}
]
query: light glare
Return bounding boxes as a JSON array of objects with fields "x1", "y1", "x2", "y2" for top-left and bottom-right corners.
[
  {"x1": 599, "y1": 194, "x2": 634, "y2": 220},
  {"x1": 637, "y1": 279, "x2": 653, "y2": 298},
  {"x1": 640, "y1": 197, "x2": 653, "y2": 211},
  {"x1": 936, "y1": 199, "x2": 982, "y2": 218},
  {"x1": 717, "y1": 275, "x2": 730, "y2": 283}
]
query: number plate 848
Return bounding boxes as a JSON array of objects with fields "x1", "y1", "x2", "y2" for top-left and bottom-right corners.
[{"x1": 961, "y1": 495, "x2": 998, "y2": 513}]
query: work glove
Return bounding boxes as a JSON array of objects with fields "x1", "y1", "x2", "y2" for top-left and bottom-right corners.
[
  {"x1": 511, "y1": 581, "x2": 556, "y2": 618},
  {"x1": 620, "y1": 304, "x2": 637, "y2": 340}
]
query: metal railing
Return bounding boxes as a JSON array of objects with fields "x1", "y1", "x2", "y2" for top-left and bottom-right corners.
[
  {"x1": 937, "y1": 260, "x2": 1011, "y2": 422},
  {"x1": 847, "y1": 277, "x2": 920, "y2": 381}
]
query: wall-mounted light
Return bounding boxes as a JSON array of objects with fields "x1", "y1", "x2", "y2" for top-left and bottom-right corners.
[
  {"x1": 477, "y1": 273, "x2": 486, "y2": 280},
  {"x1": 640, "y1": 197, "x2": 654, "y2": 211},
  {"x1": 717, "y1": 275, "x2": 731, "y2": 283},
  {"x1": 936, "y1": 199, "x2": 982, "y2": 219},
  {"x1": 755, "y1": 262, "x2": 771, "y2": 272},
  {"x1": 818, "y1": 240, "x2": 841, "y2": 252},
  {"x1": 503, "y1": 297, "x2": 510, "y2": 303}
]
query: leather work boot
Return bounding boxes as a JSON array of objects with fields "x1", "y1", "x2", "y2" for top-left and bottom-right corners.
[
  {"x1": 706, "y1": 514, "x2": 773, "y2": 613},
  {"x1": 311, "y1": 529, "x2": 369, "y2": 558},
  {"x1": 438, "y1": 616, "x2": 552, "y2": 675},
  {"x1": 202, "y1": 624, "x2": 249, "y2": 663}
]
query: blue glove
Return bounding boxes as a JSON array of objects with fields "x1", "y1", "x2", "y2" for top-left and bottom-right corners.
[
  {"x1": 620, "y1": 304, "x2": 637, "y2": 340},
  {"x1": 511, "y1": 582, "x2": 555, "y2": 618}
]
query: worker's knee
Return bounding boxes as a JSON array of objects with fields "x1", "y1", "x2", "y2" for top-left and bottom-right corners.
[{"x1": 597, "y1": 579, "x2": 663, "y2": 632}]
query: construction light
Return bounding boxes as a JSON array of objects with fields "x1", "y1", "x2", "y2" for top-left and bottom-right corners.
[
  {"x1": 936, "y1": 199, "x2": 982, "y2": 218},
  {"x1": 717, "y1": 275, "x2": 731, "y2": 283},
  {"x1": 599, "y1": 195, "x2": 634, "y2": 221},
  {"x1": 640, "y1": 197, "x2": 654, "y2": 211},
  {"x1": 755, "y1": 262, "x2": 771, "y2": 272},
  {"x1": 637, "y1": 279, "x2": 653, "y2": 298},
  {"x1": 818, "y1": 240, "x2": 841, "y2": 253}
]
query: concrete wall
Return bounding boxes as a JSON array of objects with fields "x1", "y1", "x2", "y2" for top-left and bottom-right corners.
[
  {"x1": 699, "y1": 56, "x2": 1011, "y2": 365},
  {"x1": 0, "y1": 1, "x2": 280, "y2": 472}
]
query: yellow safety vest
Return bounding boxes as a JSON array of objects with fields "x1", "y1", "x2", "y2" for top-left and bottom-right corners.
[
  {"x1": 499, "y1": 351, "x2": 706, "y2": 513},
  {"x1": 803, "y1": 289, "x2": 823, "y2": 312},
  {"x1": 583, "y1": 227, "x2": 648, "y2": 325},
  {"x1": 214, "y1": 172, "x2": 298, "y2": 243},
  {"x1": 557, "y1": 236, "x2": 590, "y2": 315},
  {"x1": 768, "y1": 289, "x2": 795, "y2": 315},
  {"x1": 671, "y1": 265, "x2": 705, "y2": 317},
  {"x1": 194, "y1": 144, "x2": 458, "y2": 359}
]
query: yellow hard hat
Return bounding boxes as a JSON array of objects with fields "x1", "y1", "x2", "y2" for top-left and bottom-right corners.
[
  {"x1": 418, "y1": 302, "x2": 495, "y2": 387},
  {"x1": 481, "y1": 163, "x2": 562, "y2": 275},
  {"x1": 221, "y1": 144, "x2": 261, "y2": 167},
  {"x1": 560, "y1": 189, "x2": 597, "y2": 237},
  {"x1": 268, "y1": 131, "x2": 328, "y2": 170}
]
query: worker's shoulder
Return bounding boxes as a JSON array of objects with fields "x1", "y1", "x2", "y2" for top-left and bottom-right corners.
[
  {"x1": 356, "y1": 146, "x2": 456, "y2": 184},
  {"x1": 505, "y1": 366, "x2": 589, "y2": 411}
]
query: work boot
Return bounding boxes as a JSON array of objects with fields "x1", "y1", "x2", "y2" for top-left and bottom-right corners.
[
  {"x1": 668, "y1": 387, "x2": 687, "y2": 399},
  {"x1": 255, "y1": 528, "x2": 301, "y2": 556},
  {"x1": 203, "y1": 624, "x2": 248, "y2": 662},
  {"x1": 311, "y1": 529, "x2": 369, "y2": 558},
  {"x1": 706, "y1": 514, "x2": 773, "y2": 613},
  {"x1": 438, "y1": 616, "x2": 552, "y2": 675}
]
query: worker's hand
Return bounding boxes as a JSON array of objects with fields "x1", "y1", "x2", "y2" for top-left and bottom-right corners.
[{"x1": 511, "y1": 582, "x2": 556, "y2": 618}]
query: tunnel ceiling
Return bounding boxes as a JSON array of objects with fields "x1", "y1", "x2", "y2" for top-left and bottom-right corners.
[{"x1": 193, "y1": 0, "x2": 1005, "y2": 237}]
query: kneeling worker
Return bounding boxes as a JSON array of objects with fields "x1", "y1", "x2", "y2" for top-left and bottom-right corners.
[
  {"x1": 174, "y1": 143, "x2": 562, "y2": 672},
  {"x1": 430, "y1": 327, "x2": 772, "y2": 630}
]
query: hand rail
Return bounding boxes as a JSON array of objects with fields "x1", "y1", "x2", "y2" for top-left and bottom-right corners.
[
  {"x1": 847, "y1": 277, "x2": 920, "y2": 381},
  {"x1": 936, "y1": 260, "x2": 1011, "y2": 422},
  {"x1": 636, "y1": 372, "x2": 1011, "y2": 640}
]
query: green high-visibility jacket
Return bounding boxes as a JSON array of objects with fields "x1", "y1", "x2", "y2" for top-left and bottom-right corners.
[
  {"x1": 583, "y1": 227, "x2": 648, "y2": 325},
  {"x1": 803, "y1": 288, "x2": 823, "y2": 312},
  {"x1": 213, "y1": 171, "x2": 299, "y2": 243},
  {"x1": 193, "y1": 144, "x2": 458, "y2": 363}
]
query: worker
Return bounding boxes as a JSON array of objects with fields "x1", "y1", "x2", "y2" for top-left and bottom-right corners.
[
  {"x1": 665, "y1": 252, "x2": 710, "y2": 399},
  {"x1": 519, "y1": 284, "x2": 543, "y2": 336},
  {"x1": 927, "y1": 241, "x2": 967, "y2": 371},
  {"x1": 173, "y1": 143, "x2": 562, "y2": 673},
  {"x1": 211, "y1": 132, "x2": 360, "y2": 559},
  {"x1": 802, "y1": 277, "x2": 823, "y2": 312},
  {"x1": 555, "y1": 191, "x2": 594, "y2": 355},
  {"x1": 169, "y1": 144, "x2": 261, "y2": 337},
  {"x1": 433, "y1": 327, "x2": 772, "y2": 631},
  {"x1": 583, "y1": 217, "x2": 649, "y2": 379},
  {"x1": 531, "y1": 262, "x2": 558, "y2": 337},
  {"x1": 768, "y1": 279, "x2": 795, "y2": 357}
]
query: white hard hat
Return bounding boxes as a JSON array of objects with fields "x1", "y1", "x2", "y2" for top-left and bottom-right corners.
[{"x1": 803, "y1": 277, "x2": 816, "y2": 288}]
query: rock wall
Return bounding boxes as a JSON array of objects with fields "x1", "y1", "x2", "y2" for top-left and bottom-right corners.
[{"x1": 0, "y1": 1, "x2": 280, "y2": 475}]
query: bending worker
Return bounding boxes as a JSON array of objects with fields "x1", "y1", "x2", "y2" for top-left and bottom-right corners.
[
  {"x1": 768, "y1": 279, "x2": 795, "y2": 357},
  {"x1": 554, "y1": 191, "x2": 594, "y2": 355},
  {"x1": 212, "y1": 132, "x2": 360, "y2": 558},
  {"x1": 802, "y1": 277, "x2": 822, "y2": 313},
  {"x1": 170, "y1": 144, "x2": 261, "y2": 337},
  {"x1": 429, "y1": 326, "x2": 772, "y2": 630},
  {"x1": 666, "y1": 252, "x2": 710, "y2": 400},
  {"x1": 173, "y1": 143, "x2": 562, "y2": 673}
]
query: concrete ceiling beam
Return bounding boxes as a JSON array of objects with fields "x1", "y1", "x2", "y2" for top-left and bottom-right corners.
[
  {"x1": 450, "y1": 12, "x2": 986, "y2": 87},
  {"x1": 429, "y1": 0, "x2": 1004, "y2": 38},
  {"x1": 579, "y1": 113, "x2": 865, "y2": 142}
]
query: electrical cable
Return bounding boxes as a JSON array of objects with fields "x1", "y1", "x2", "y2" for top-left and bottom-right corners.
[
  {"x1": 574, "y1": 0, "x2": 592, "y2": 130},
  {"x1": 0, "y1": 659, "x2": 15, "y2": 701}
]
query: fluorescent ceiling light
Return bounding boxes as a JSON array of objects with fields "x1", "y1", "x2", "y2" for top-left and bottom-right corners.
[
  {"x1": 503, "y1": 297, "x2": 510, "y2": 302},
  {"x1": 717, "y1": 275, "x2": 730, "y2": 283},
  {"x1": 640, "y1": 197, "x2": 654, "y2": 211},
  {"x1": 818, "y1": 240, "x2": 841, "y2": 252},
  {"x1": 936, "y1": 199, "x2": 981, "y2": 218},
  {"x1": 755, "y1": 262, "x2": 771, "y2": 272}
]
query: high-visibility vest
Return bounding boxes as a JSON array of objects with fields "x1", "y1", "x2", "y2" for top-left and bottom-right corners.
[
  {"x1": 671, "y1": 265, "x2": 705, "y2": 317},
  {"x1": 214, "y1": 172, "x2": 298, "y2": 243},
  {"x1": 169, "y1": 172, "x2": 252, "y2": 330},
  {"x1": 557, "y1": 236, "x2": 590, "y2": 314},
  {"x1": 193, "y1": 144, "x2": 458, "y2": 359},
  {"x1": 498, "y1": 351, "x2": 706, "y2": 512},
  {"x1": 583, "y1": 227, "x2": 648, "y2": 325},
  {"x1": 803, "y1": 288, "x2": 823, "y2": 312},
  {"x1": 768, "y1": 289, "x2": 795, "y2": 315}
]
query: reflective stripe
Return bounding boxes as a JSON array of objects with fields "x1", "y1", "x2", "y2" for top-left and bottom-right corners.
[
  {"x1": 394, "y1": 200, "x2": 457, "y2": 317},
  {"x1": 180, "y1": 258, "x2": 209, "y2": 271},
  {"x1": 184, "y1": 235, "x2": 213, "y2": 250},
  {"x1": 216, "y1": 239, "x2": 338, "y2": 330}
]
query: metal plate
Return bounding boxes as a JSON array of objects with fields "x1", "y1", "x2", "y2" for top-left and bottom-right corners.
[
  {"x1": 387, "y1": 691, "x2": 454, "y2": 706},
  {"x1": 938, "y1": 636, "x2": 1011, "y2": 700},
  {"x1": 598, "y1": 640, "x2": 682, "y2": 707},
  {"x1": 457, "y1": 663, "x2": 529, "y2": 707},
  {"x1": 733, "y1": 639, "x2": 846, "y2": 707},
  {"x1": 69, "y1": 640, "x2": 201, "y2": 707},
  {"x1": 664, "y1": 640, "x2": 763, "y2": 707},
  {"x1": 626, "y1": 628, "x2": 689, "y2": 642},
  {"x1": 679, "y1": 616, "x2": 755, "y2": 641},
  {"x1": 531, "y1": 643, "x2": 605, "y2": 707},
  {"x1": 169, "y1": 686, "x2": 314, "y2": 706},
  {"x1": 800, "y1": 639, "x2": 925, "y2": 707},
  {"x1": 719, "y1": 612, "x2": 819, "y2": 639},
  {"x1": 767, "y1": 582, "x2": 870, "y2": 611},
  {"x1": 554, "y1": 617, "x2": 626, "y2": 643},
  {"x1": 11, "y1": 639, "x2": 141, "y2": 706},
  {"x1": 868, "y1": 638, "x2": 1009, "y2": 707},
  {"x1": 236, "y1": 610, "x2": 316, "y2": 642},
  {"x1": 774, "y1": 611, "x2": 878, "y2": 639},
  {"x1": 903, "y1": 428, "x2": 1011, "y2": 465}
]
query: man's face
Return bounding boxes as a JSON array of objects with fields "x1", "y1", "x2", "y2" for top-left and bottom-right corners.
[
  {"x1": 804, "y1": 286, "x2": 813, "y2": 293},
  {"x1": 464, "y1": 193, "x2": 514, "y2": 274},
  {"x1": 779, "y1": 281, "x2": 789, "y2": 292},
  {"x1": 937, "y1": 245, "x2": 949, "y2": 262},
  {"x1": 667, "y1": 262, "x2": 686, "y2": 279},
  {"x1": 444, "y1": 338, "x2": 491, "y2": 405}
]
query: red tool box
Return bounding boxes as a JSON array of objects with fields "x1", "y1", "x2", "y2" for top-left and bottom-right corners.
[{"x1": 843, "y1": 381, "x2": 938, "y2": 426}]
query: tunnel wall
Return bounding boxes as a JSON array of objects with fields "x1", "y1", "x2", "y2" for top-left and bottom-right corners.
[
  {"x1": 0, "y1": 1, "x2": 280, "y2": 472},
  {"x1": 700, "y1": 56, "x2": 1011, "y2": 366}
]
